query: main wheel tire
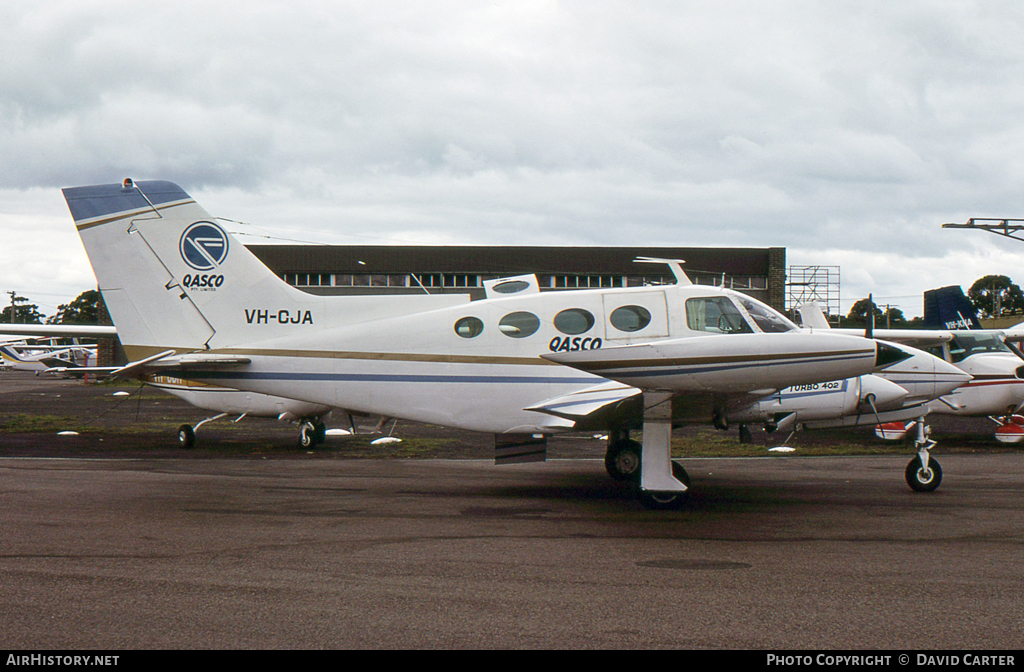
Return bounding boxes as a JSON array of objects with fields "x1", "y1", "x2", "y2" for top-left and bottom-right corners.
[
  {"x1": 906, "y1": 455, "x2": 942, "y2": 492},
  {"x1": 177, "y1": 424, "x2": 196, "y2": 450},
  {"x1": 638, "y1": 462, "x2": 691, "y2": 510},
  {"x1": 605, "y1": 439, "x2": 642, "y2": 482}
]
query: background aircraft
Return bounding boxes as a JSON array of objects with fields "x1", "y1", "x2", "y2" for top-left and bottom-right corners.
[
  {"x1": 0, "y1": 343, "x2": 94, "y2": 374},
  {"x1": 800, "y1": 287, "x2": 1024, "y2": 444}
]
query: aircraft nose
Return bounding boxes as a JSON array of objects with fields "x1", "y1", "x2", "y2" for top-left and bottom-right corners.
[{"x1": 859, "y1": 375, "x2": 909, "y2": 412}]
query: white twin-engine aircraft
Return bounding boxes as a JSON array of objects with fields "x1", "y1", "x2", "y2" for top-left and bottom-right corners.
[
  {"x1": 63, "y1": 179, "x2": 969, "y2": 509},
  {"x1": 798, "y1": 298, "x2": 1024, "y2": 445}
]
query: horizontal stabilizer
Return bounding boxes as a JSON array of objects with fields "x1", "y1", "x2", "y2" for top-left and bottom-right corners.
[
  {"x1": 173, "y1": 354, "x2": 252, "y2": 367},
  {"x1": 0, "y1": 324, "x2": 117, "y2": 338},
  {"x1": 45, "y1": 350, "x2": 250, "y2": 378}
]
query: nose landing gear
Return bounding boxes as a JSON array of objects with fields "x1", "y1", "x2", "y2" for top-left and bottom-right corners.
[{"x1": 905, "y1": 415, "x2": 942, "y2": 492}]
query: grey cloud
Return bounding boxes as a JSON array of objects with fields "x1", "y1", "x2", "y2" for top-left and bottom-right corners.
[{"x1": 6, "y1": 1, "x2": 1024, "y2": 315}]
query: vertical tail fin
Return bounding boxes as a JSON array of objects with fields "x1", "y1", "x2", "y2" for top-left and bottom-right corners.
[
  {"x1": 64, "y1": 180, "x2": 315, "y2": 358},
  {"x1": 922, "y1": 286, "x2": 982, "y2": 330}
]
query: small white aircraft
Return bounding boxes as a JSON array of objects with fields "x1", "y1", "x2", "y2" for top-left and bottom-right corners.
[
  {"x1": 137, "y1": 373, "x2": 336, "y2": 448},
  {"x1": 798, "y1": 291, "x2": 1024, "y2": 445},
  {"x1": 0, "y1": 342, "x2": 94, "y2": 374},
  {"x1": 61, "y1": 179, "x2": 963, "y2": 508}
]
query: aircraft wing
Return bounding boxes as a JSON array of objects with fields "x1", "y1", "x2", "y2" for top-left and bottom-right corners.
[
  {"x1": 796, "y1": 301, "x2": 952, "y2": 347},
  {"x1": 828, "y1": 328, "x2": 953, "y2": 348},
  {"x1": 525, "y1": 382, "x2": 641, "y2": 427},
  {"x1": 1002, "y1": 321, "x2": 1024, "y2": 342}
]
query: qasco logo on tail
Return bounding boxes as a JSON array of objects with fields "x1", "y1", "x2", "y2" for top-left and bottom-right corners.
[{"x1": 180, "y1": 221, "x2": 229, "y2": 290}]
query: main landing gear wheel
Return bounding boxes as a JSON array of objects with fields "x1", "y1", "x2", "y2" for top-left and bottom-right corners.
[
  {"x1": 638, "y1": 462, "x2": 691, "y2": 511},
  {"x1": 605, "y1": 438, "x2": 642, "y2": 482},
  {"x1": 177, "y1": 424, "x2": 196, "y2": 449},
  {"x1": 906, "y1": 455, "x2": 942, "y2": 492}
]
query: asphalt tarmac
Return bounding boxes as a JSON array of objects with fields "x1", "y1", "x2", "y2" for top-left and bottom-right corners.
[{"x1": 2, "y1": 371, "x2": 1023, "y2": 649}]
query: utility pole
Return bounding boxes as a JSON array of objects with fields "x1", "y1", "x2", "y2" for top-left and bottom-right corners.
[{"x1": 8, "y1": 290, "x2": 14, "y2": 324}]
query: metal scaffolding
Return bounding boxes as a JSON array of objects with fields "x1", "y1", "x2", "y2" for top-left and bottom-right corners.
[{"x1": 787, "y1": 265, "x2": 841, "y2": 326}]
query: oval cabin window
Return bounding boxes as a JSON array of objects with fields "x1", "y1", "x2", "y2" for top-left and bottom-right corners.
[
  {"x1": 492, "y1": 280, "x2": 531, "y2": 294},
  {"x1": 554, "y1": 308, "x2": 595, "y2": 335},
  {"x1": 609, "y1": 305, "x2": 652, "y2": 332},
  {"x1": 498, "y1": 311, "x2": 540, "y2": 338},
  {"x1": 454, "y1": 316, "x2": 484, "y2": 338}
]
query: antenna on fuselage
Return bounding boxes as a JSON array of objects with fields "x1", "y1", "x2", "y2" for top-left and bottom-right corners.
[
  {"x1": 633, "y1": 257, "x2": 692, "y2": 286},
  {"x1": 865, "y1": 293, "x2": 875, "y2": 339}
]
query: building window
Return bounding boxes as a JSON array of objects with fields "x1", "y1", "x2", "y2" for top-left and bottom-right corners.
[
  {"x1": 551, "y1": 275, "x2": 622, "y2": 289},
  {"x1": 283, "y1": 272, "x2": 332, "y2": 287}
]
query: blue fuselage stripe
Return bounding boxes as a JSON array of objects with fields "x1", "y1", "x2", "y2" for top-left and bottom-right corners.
[{"x1": 176, "y1": 371, "x2": 600, "y2": 385}]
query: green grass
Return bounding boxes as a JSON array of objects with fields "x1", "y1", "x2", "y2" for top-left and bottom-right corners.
[
  {"x1": 0, "y1": 414, "x2": 96, "y2": 433},
  {"x1": 670, "y1": 427, "x2": 937, "y2": 458}
]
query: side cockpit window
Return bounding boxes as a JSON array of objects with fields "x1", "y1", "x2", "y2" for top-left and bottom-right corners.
[
  {"x1": 735, "y1": 296, "x2": 798, "y2": 333},
  {"x1": 685, "y1": 297, "x2": 753, "y2": 334}
]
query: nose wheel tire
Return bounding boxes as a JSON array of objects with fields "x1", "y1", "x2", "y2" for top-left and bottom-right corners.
[
  {"x1": 177, "y1": 424, "x2": 196, "y2": 449},
  {"x1": 906, "y1": 455, "x2": 942, "y2": 492},
  {"x1": 299, "y1": 421, "x2": 327, "y2": 449}
]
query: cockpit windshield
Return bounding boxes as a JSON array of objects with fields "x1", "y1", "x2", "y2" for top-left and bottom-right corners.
[
  {"x1": 948, "y1": 333, "x2": 1013, "y2": 363},
  {"x1": 733, "y1": 294, "x2": 799, "y2": 333},
  {"x1": 684, "y1": 293, "x2": 799, "y2": 335}
]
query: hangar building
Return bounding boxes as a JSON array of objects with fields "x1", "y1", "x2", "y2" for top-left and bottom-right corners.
[{"x1": 247, "y1": 245, "x2": 787, "y2": 310}]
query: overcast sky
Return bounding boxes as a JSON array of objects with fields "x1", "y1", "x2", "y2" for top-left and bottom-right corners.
[{"x1": 4, "y1": 0, "x2": 1024, "y2": 318}]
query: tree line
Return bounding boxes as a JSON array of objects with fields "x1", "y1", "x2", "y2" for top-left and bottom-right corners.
[
  {"x1": 1, "y1": 290, "x2": 105, "y2": 326},
  {"x1": 840, "y1": 274, "x2": 1024, "y2": 328}
]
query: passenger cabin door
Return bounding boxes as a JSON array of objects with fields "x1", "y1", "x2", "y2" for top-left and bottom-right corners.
[{"x1": 602, "y1": 291, "x2": 669, "y2": 340}]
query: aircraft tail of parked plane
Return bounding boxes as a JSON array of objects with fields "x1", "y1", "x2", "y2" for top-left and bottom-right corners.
[{"x1": 922, "y1": 286, "x2": 983, "y2": 330}]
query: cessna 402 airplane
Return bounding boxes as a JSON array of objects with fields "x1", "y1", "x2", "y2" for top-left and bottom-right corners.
[
  {"x1": 800, "y1": 287, "x2": 1024, "y2": 445},
  {"x1": 61, "y1": 179, "x2": 968, "y2": 508}
]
